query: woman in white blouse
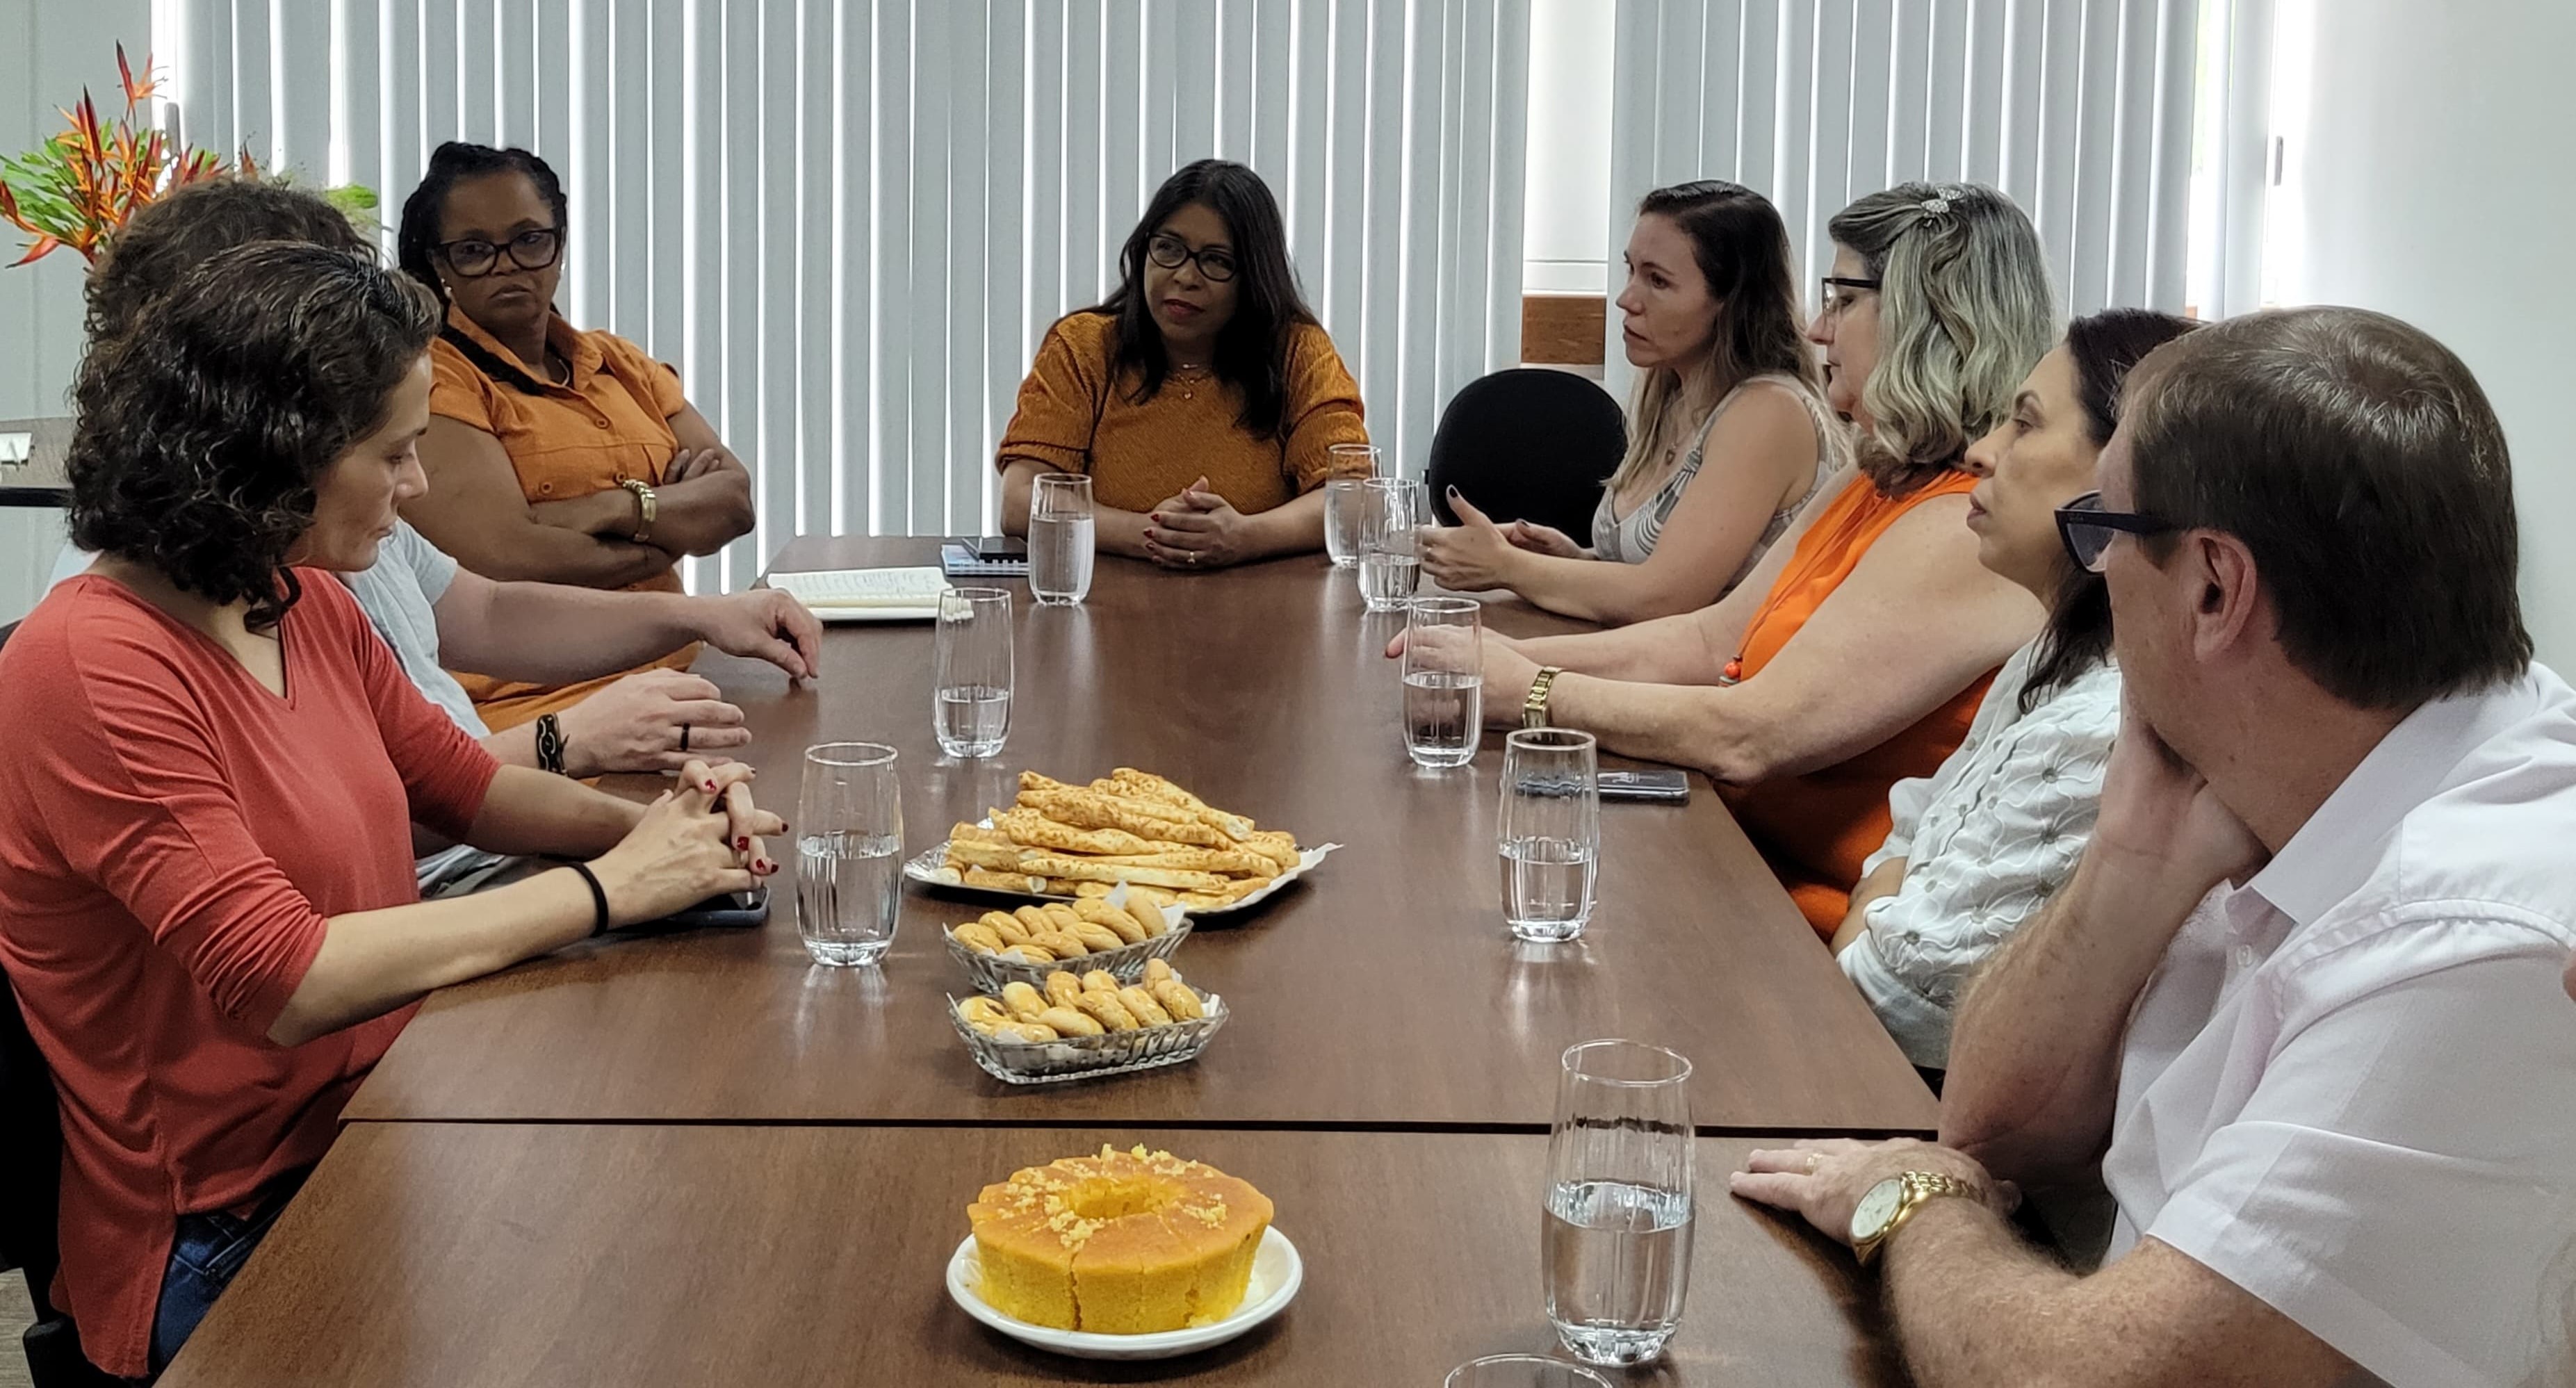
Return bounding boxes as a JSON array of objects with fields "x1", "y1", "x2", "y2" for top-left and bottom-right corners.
[{"x1": 1832, "y1": 309, "x2": 2200, "y2": 1071}]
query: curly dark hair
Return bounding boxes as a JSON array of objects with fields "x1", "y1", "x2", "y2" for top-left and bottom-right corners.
[
  {"x1": 85, "y1": 177, "x2": 371, "y2": 345},
  {"x1": 67, "y1": 242, "x2": 441, "y2": 631}
]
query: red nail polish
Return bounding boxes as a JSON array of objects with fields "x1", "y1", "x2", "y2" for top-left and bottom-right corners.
[{"x1": 736, "y1": 837, "x2": 750, "y2": 851}]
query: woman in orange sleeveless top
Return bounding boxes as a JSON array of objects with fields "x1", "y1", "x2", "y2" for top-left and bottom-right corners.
[
  {"x1": 1419, "y1": 183, "x2": 2056, "y2": 935},
  {"x1": 396, "y1": 142, "x2": 756, "y2": 731}
]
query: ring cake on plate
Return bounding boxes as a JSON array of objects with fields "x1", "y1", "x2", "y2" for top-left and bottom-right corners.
[{"x1": 967, "y1": 1145, "x2": 1274, "y2": 1333}]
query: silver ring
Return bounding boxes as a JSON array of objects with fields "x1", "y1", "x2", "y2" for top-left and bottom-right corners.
[{"x1": 1806, "y1": 1152, "x2": 1822, "y2": 1173}]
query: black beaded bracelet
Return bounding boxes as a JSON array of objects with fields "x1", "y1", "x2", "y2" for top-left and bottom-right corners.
[{"x1": 564, "y1": 861, "x2": 610, "y2": 936}]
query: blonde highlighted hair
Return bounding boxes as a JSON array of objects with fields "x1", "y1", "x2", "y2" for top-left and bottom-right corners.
[{"x1": 1828, "y1": 181, "x2": 2055, "y2": 496}]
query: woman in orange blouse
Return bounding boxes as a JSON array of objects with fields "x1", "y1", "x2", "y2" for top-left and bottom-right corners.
[
  {"x1": 396, "y1": 142, "x2": 755, "y2": 730},
  {"x1": 997, "y1": 159, "x2": 1369, "y2": 570},
  {"x1": 1403, "y1": 183, "x2": 2055, "y2": 934}
]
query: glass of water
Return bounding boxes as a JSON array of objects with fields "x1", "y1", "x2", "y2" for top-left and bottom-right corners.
[
  {"x1": 1028, "y1": 473, "x2": 1095, "y2": 605},
  {"x1": 1356, "y1": 476, "x2": 1428, "y2": 612},
  {"x1": 1322, "y1": 443, "x2": 1385, "y2": 569},
  {"x1": 1497, "y1": 728, "x2": 1599, "y2": 942},
  {"x1": 933, "y1": 587, "x2": 1013, "y2": 758},
  {"x1": 1445, "y1": 1355, "x2": 1614, "y2": 1388},
  {"x1": 1402, "y1": 596, "x2": 1483, "y2": 769},
  {"x1": 796, "y1": 742, "x2": 904, "y2": 967},
  {"x1": 1543, "y1": 1039, "x2": 1695, "y2": 1367}
]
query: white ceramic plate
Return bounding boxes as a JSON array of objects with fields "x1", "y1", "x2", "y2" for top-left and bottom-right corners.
[
  {"x1": 945, "y1": 1226, "x2": 1303, "y2": 1360},
  {"x1": 906, "y1": 835, "x2": 1339, "y2": 917}
]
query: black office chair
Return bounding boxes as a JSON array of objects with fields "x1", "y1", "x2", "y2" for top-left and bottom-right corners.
[
  {"x1": 0, "y1": 620, "x2": 117, "y2": 1388},
  {"x1": 1423, "y1": 368, "x2": 1627, "y2": 536}
]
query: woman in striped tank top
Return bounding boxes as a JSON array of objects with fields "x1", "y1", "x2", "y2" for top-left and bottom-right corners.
[{"x1": 1420, "y1": 181, "x2": 1845, "y2": 625}]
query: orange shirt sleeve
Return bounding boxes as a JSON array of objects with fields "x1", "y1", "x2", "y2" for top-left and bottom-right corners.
[
  {"x1": 1280, "y1": 322, "x2": 1370, "y2": 492},
  {"x1": 316, "y1": 573, "x2": 502, "y2": 839},
  {"x1": 596, "y1": 331, "x2": 688, "y2": 418},
  {"x1": 427, "y1": 336, "x2": 501, "y2": 434},
  {"x1": 995, "y1": 316, "x2": 1113, "y2": 476}
]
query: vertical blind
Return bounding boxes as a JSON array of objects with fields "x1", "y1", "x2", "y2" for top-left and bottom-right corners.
[
  {"x1": 167, "y1": 0, "x2": 1529, "y2": 591},
  {"x1": 1604, "y1": 0, "x2": 2199, "y2": 388}
]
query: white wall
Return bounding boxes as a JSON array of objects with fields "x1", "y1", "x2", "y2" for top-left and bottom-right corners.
[
  {"x1": 2288, "y1": 0, "x2": 2576, "y2": 669},
  {"x1": 1522, "y1": 0, "x2": 1614, "y2": 294},
  {"x1": 0, "y1": 0, "x2": 152, "y2": 626}
]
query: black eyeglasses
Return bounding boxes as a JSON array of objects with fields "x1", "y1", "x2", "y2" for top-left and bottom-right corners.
[
  {"x1": 437, "y1": 227, "x2": 563, "y2": 279},
  {"x1": 1819, "y1": 275, "x2": 1881, "y2": 316},
  {"x1": 1146, "y1": 233, "x2": 1237, "y2": 283},
  {"x1": 2055, "y1": 491, "x2": 2179, "y2": 572}
]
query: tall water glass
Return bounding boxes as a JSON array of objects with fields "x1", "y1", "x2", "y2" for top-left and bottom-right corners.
[
  {"x1": 1402, "y1": 597, "x2": 1483, "y2": 769},
  {"x1": 1542, "y1": 1040, "x2": 1696, "y2": 1367},
  {"x1": 796, "y1": 742, "x2": 905, "y2": 967},
  {"x1": 1322, "y1": 443, "x2": 1386, "y2": 569},
  {"x1": 1028, "y1": 473, "x2": 1095, "y2": 605},
  {"x1": 1445, "y1": 1355, "x2": 1615, "y2": 1388},
  {"x1": 933, "y1": 587, "x2": 1013, "y2": 758},
  {"x1": 1356, "y1": 476, "x2": 1428, "y2": 612},
  {"x1": 1497, "y1": 728, "x2": 1599, "y2": 942}
]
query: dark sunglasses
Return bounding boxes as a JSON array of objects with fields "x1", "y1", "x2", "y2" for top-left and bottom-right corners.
[
  {"x1": 2055, "y1": 491, "x2": 2179, "y2": 572},
  {"x1": 437, "y1": 226, "x2": 564, "y2": 279}
]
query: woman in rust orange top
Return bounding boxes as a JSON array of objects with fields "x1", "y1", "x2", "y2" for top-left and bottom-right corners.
[
  {"x1": 996, "y1": 159, "x2": 1369, "y2": 570},
  {"x1": 1417, "y1": 183, "x2": 2055, "y2": 934},
  {"x1": 396, "y1": 142, "x2": 755, "y2": 730}
]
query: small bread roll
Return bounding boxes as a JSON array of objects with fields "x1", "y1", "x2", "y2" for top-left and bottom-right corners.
[
  {"x1": 1033, "y1": 931, "x2": 1089, "y2": 958},
  {"x1": 1039, "y1": 904, "x2": 1087, "y2": 933},
  {"x1": 999, "y1": 943, "x2": 1057, "y2": 964},
  {"x1": 1012, "y1": 906, "x2": 1052, "y2": 934},
  {"x1": 1042, "y1": 972, "x2": 1087, "y2": 1011},
  {"x1": 1116, "y1": 985, "x2": 1174, "y2": 1027},
  {"x1": 999, "y1": 981, "x2": 1048, "y2": 1021},
  {"x1": 991, "y1": 1021, "x2": 1059, "y2": 1045},
  {"x1": 1124, "y1": 895, "x2": 1168, "y2": 940},
  {"x1": 956, "y1": 997, "x2": 1012, "y2": 1031},
  {"x1": 1080, "y1": 969, "x2": 1122, "y2": 994},
  {"x1": 1143, "y1": 958, "x2": 1179, "y2": 985},
  {"x1": 984, "y1": 912, "x2": 1035, "y2": 947},
  {"x1": 1148, "y1": 978, "x2": 1205, "y2": 1021},
  {"x1": 1068, "y1": 922, "x2": 1125, "y2": 953},
  {"x1": 1073, "y1": 990, "x2": 1141, "y2": 1031},
  {"x1": 1036, "y1": 1006, "x2": 1107, "y2": 1038},
  {"x1": 949, "y1": 922, "x2": 1004, "y2": 954},
  {"x1": 1075, "y1": 899, "x2": 1149, "y2": 945}
]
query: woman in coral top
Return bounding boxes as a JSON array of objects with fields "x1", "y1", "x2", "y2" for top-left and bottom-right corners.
[
  {"x1": 996, "y1": 159, "x2": 1370, "y2": 571},
  {"x1": 1408, "y1": 183, "x2": 2055, "y2": 935},
  {"x1": 0, "y1": 243, "x2": 781, "y2": 1378},
  {"x1": 396, "y1": 141, "x2": 756, "y2": 731}
]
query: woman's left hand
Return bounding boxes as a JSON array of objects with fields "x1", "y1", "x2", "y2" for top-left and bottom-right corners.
[
  {"x1": 1417, "y1": 489, "x2": 1524, "y2": 592},
  {"x1": 1145, "y1": 480, "x2": 1255, "y2": 571}
]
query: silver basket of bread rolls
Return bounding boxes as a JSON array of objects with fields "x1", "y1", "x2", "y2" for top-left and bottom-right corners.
[
  {"x1": 942, "y1": 892, "x2": 1191, "y2": 994},
  {"x1": 947, "y1": 960, "x2": 1227, "y2": 1085}
]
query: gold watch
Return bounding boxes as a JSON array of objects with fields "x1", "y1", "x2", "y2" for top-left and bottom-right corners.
[
  {"x1": 1523, "y1": 667, "x2": 1563, "y2": 729},
  {"x1": 1850, "y1": 1170, "x2": 1982, "y2": 1266},
  {"x1": 619, "y1": 477, "x2": 658, "y2": 543}
]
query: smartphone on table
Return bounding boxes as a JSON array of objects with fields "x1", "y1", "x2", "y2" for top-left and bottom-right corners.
[{"x1": 1597, "y1": 769, "x2": 1690, "y2": 803}]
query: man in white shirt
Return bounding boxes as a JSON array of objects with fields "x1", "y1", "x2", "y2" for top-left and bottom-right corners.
[{"x1": 1731, "y1": 307, "x2": 2576, "y2": 1387}]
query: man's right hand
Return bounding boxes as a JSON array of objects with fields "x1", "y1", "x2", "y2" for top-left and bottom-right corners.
[
  {"x1": 2090, "y1": 694, "x2": 2269, "y2": 904},
  {"x1": 555, "y1": 667, "x2": 750, "y2": 776}
]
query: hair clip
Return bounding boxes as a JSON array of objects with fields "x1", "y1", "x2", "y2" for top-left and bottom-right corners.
[{"x1": 1919, "y1": 195, "x2": 1951, "y2": 215}]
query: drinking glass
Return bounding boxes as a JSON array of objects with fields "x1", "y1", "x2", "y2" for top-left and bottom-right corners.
[
  {"x1": 1497, "y1": 729, "x2": 1599, "y2": 942},
  {"x1": 1402, "y1": 597, "x2": 1483, "y2": 769},
  {"x1": 1356, "y1": 476, "x2": 1428, "y2": 612},
  {"x1": 1028, "y1": 473, "x2": 1095, "y2": 605},
  {"x1": 1542, "y1": 1040, "x2": 1696, "y2": 1366},
  {"x1": 796, "y1": 742, "x2": 904, "y2": 967},
  {"x1": 1444, "y1": 1355, "x2": 1615, "y2": 1388},
  {"x1": 1323, "y1": 443, "x2": 1387, "y2": 569},
  {"x1": 933, "y1": 587, "x2": 1013, "y2": 758}
]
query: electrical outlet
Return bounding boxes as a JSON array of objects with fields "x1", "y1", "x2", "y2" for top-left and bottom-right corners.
[{"x1": 0, "y1": 432, "x2": 31, "y2": 466}]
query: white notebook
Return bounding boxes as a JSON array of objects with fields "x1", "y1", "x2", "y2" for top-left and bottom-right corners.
[{"x1": 766, "y1": 566, "x2": 952, "y2": 622}]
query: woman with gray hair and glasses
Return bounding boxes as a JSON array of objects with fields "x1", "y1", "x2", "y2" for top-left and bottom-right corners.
[{"x1": 1395, "y1": 183, "x2": 2055, "y2": 937}]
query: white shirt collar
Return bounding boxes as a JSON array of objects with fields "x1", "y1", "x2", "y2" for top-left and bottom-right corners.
[{"x1": 2235, "y1": 672, "x2": 2541, "y2": 931}]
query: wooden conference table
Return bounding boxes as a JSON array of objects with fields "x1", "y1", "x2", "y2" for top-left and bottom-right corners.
[{"x1": 166, "y1": 538, "x2": 1937, "y2": 1385}]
